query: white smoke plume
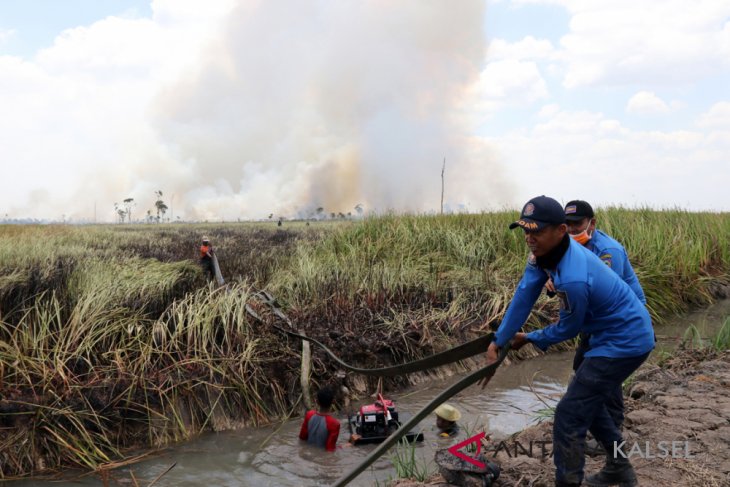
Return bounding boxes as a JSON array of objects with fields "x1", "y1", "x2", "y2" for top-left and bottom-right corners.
[{"x1": 0, "y1": 0, "x2": 512, "y2": 222}]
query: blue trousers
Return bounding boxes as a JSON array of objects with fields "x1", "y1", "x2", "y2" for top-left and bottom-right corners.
[
  {"x1": 572, "y1": 335, "x2": 624, "y2": 429},
  {"x1": 553, "y1": 352, "x2": 650, "y2": 485}
]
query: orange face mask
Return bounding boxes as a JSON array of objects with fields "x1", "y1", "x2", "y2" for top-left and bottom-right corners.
[{"x1": 570, "y1": 226, "x2": 592, "y2": 245}]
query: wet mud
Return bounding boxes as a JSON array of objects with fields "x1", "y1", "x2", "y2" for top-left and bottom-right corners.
[{"x1": 394, "y1": 348, "x2": 730, "y2": 487}]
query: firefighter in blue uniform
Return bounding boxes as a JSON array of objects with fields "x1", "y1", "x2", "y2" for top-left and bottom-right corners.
[
  {"x1": 562, "y1": 200, "x2": 645, "y2": 306},
  {"x1": 560, "y1": 200, "x2": 650, "y2": 446},
  {"x1": 484, "y1": 196, "x2": 654, "y2": 487}
]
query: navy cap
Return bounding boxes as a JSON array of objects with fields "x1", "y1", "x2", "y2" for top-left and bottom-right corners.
[
  {"x1": 564, "y1": 200, "x2": 594, "y2": 221},
  {"x1": 509, "y1": 196, "x2": 566, "y2": 231}
]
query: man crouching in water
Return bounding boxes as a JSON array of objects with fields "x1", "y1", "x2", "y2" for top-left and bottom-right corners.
[
  {"x1": 434, "y1": 403, "x2": 461, "y2": 438},
  {"x1": 483, "y1": 196, "x2": 654, "y2": 486}
]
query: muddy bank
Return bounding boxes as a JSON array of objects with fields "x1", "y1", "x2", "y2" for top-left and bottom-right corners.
[{"x1": 394, "y1": 348, "x2": 730, "y2": 487}]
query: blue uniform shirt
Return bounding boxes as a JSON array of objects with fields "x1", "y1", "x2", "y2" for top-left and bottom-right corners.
[
  {"x1": 495, "y1": 238, "x2": 654, "y2": 358},
  {"x1": 586, "y1": 229, "x2": 646, "y2": 304}
]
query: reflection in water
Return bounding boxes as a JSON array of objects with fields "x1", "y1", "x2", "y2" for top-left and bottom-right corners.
[{"x1": 13, "y1": 299, "x2": 727, "y2": 486}]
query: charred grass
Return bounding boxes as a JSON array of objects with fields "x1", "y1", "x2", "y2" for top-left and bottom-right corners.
[{"x1": 0, "y1": 209, "x2": 729, "y2": 478}]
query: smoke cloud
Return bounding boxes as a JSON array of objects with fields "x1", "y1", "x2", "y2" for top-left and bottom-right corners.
[{"x1": 1, "y1": 0, "x2": 512, "y2": 221}]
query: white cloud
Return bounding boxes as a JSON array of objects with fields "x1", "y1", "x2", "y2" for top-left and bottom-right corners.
[
  {"x1": 626, "y1": 91, "x2": 670, "y2": 115},
  {"x1": 479, "y1": 59, "x2": 548, "y2": 101},
  {"x1": 537, "y1": 103, "x2": 560, "y2": 118},
  {"x1": 465, "y1": 36, "x2": 554, "y2": 120},
  {"x1": 0, "y1": 28, "x2": 14, "y2": 45},
  {"x1": 515, "y1": 1, "x2": 730, "y2": 88},
  {"x1": 483, "y1": 106, "x2": 730, "y2": 210},
  {"x1": 487, "y1": 36, "x2": 558, "y2": 62},
  {"x1": 151, "y1": 0, "x2": 237, "y2": 23},
  {"x1": 696, "y1": 101, "x2": 730, "y2": 129},
  {"x1": 469, "y1": 58, "x2": 549, "y2": 121}
]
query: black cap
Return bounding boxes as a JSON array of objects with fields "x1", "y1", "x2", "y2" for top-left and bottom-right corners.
[
  {"x1": 509, "y1": 196, "x2": 566, "y2": 231},
  {"x1": 564, "y1": 200, "x2": 594, "y2": 221}
]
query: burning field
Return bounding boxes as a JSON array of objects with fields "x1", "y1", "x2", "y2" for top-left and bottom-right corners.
[{"x1": 0, "y1": 209, "x2": 729, "y2": 481}]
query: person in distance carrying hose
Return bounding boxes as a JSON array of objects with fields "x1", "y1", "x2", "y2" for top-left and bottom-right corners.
[{"x1": 199, "y1": 236, "x2": 215, "y2": 281}]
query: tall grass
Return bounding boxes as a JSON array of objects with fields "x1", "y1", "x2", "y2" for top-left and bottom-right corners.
[
  {"x1": 598, "y1": 207, "x2": 730, "y2": 321},
  {"x1": 0, "y1": 208, "x2": 729, "y2": 478},
  {"x1": 271, "y1": 209, "x2": 730, "y2": 330},
  {"x1": 388, "y1": 437, "x2": 433, "y2": 482},
  {"x1": 0, "y1": 224, "x2": 311, "y2": 478},
  {"x1": 0, "y1": 281, "x2": 293, "y2": 478}
]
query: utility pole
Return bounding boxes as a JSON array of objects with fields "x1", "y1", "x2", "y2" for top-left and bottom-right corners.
[
  {"x1": 440, "y1": 157, "x2": 446, "y2": 215},
  {"x1": 171, "y1": 193, "x2": 175, "y2": 222}
]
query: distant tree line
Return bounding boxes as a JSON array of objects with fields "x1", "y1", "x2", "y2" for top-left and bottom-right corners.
[
  {"x1": 114, "y1": 190, "x2": 170, "y2": 224},
  {"x1": 110, "y1": 196, "x2": 366, "y2": 224},
  {"x1": 269, "y1": 203, "x2": 364, "y2": 223}
]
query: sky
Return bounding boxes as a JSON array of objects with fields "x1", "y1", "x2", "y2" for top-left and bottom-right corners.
[{"x1": 0, "y1": 0, "x2": 728, "y2": 222}]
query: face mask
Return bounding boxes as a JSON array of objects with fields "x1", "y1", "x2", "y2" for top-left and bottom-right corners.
[{"x1": 570, "y1": 222, "x2": 592, "y2": 245}]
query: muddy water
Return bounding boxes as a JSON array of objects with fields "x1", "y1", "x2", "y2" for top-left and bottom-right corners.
[
  {"x1": 135, "y1": 353, "x2": 571, "y2": 487},
  {"x1": 17, "y1": 352, "x2": 573, "y2": 487},
  {"x1": 653, "y1": 298, "x2": 730, "y2": 351},
  {"x1": 16, "y1": 300, "x2": 729, "y2": 487}
]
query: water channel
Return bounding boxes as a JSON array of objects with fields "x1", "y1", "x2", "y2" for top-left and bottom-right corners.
[{"x1": 15, "y1": 300, "x2": 729, "y2": 487}]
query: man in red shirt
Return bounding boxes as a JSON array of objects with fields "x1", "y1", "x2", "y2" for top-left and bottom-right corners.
[{"x1": 299, "y1": 388, "x2": 341, "y2": 452}]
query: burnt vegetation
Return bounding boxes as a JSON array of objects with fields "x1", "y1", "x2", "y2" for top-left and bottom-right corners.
[{"x1": 1, "y1": 210, "x2": 729, "y2": 479}]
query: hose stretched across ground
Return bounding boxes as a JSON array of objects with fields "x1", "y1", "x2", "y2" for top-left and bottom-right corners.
[
  {"x1": 246, "y1": 291, "x2": 494, "y2": 376},
  {"x1": 246, "y1": 290, "x2": 512, "y2": 486}
]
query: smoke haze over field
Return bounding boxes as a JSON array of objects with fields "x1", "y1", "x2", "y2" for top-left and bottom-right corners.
[
  {"x1": 5, "y1": 0, "x2": 729, "y2": 220},
  {"x1": 0, "y1": 0, "x2": 511, "y2": 222}
]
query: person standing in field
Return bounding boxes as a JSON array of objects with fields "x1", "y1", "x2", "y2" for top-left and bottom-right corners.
[
  {"x1": 483, "y1": 195, "x2": 654, "y2": 487},
  {"x1": 547, "y1": 200, "x2": 647, "y2": 370},
  {"x1": 299, "y1": 387, "x2": 341, "y2": 452},
  {"x1": 549, "y1": 200, "x2": 650, "y2": 454},
  {"x1": 563, "y1": 200, "x2": 645, "y2": 301},
  {"x1": 200, "y1": 236, "x2": 215, "y2": 281}
]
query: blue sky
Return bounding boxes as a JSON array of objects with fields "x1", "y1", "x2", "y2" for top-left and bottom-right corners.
[
  {"x1": 486, "y1": 1, "x2": 570, "y2": 43},
  {"x1": 0, "y1": 1, "x2": 151, "y2": 57},
  {"x1": 1, "y1": 0, "x2": 729, "y2": 220}
]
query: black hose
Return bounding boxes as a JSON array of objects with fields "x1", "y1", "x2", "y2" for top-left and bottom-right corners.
[
  {"x1": 245, "y1": 292, "x2": 512, "y2": 486},
  {"x1": 332, "y1": 339, "x2": 511, "y2": 486},
  {"x1": 247, "y1": 297, "x2": 493, "y2": 376}
]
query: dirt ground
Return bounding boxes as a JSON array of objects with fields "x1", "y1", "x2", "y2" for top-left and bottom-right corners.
[{"x1": 392, "y1": 348, "x2": 730, "y2": 487}]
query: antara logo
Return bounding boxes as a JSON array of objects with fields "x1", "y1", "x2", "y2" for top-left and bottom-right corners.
[{"x1": 447, "y1": 432, "x2": 486, "y2": 469}]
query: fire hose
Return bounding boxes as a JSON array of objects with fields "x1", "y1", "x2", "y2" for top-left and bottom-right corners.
[
  {"x1": 246, "y1": 290, "x2": 512, "y2": 486},
  {"x1": 332, "y1": 344, "x2": 510, "y2": 487},
  {"x1": 247, "y1": 290, "x2": 496, "y2": 376}
]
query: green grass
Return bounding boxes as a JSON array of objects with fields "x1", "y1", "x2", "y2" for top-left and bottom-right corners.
[
  {"x1": 682, "y1": 324, "x2": 705, "y2": 349},
  {"x1": 532, "y1": 406, "x2": 557, "y2": 424},
  {"x1": 388, "y1": 436, "x2": 433, "y2": 482},
  {"x1": 712, "y1": 317, "x2": 730, "y2": 350},
  {"x1": 0, "y1": 208, "x2": 729, "y2": 478},
  {"x1": 677, "y1": 317, "x2": 730, "y2": 351}
]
